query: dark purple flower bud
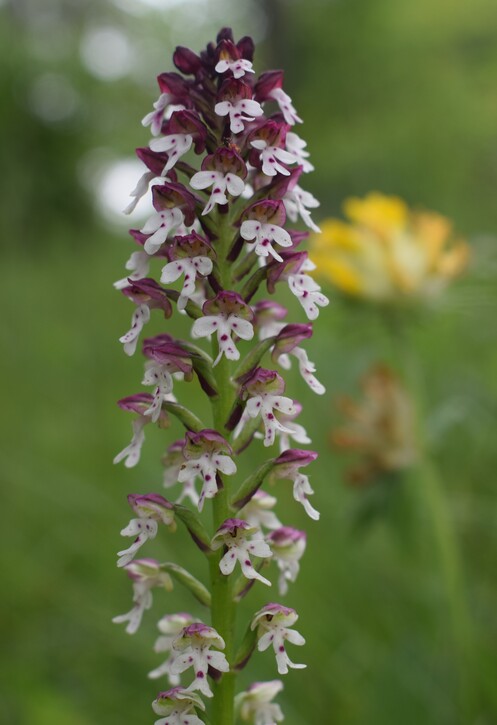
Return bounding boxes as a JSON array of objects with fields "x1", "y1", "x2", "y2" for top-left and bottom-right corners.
[
  {"x1": 217, "y1": 27, "x2": 235, "y2": 43},
  {"x1": 156, "y1": 71, "x2": 191, "y2": 100},
  {"x1": 236, "y1": 36, "x2": 255, "y2": 62},
  {"x1": 122, "y1": 278, "x2": 173, "y2": 318},
  {"x1": 172, "y1": 46, "x2": 203, "y2": 76}
]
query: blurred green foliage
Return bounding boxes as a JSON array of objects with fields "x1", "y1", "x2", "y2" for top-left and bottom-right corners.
[{"x1": 2, "y1": 0, "x2": 497, "y2": 723}]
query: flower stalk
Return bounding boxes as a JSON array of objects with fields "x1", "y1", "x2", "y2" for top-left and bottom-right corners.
[{"x1": 112, "y1": 27, "x2": 327, "y2": 724}]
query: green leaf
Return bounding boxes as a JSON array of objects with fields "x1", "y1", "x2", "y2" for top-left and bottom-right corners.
[
  {"x1": 233, "y1": 336, "x2": 277, "y2": 380},
  {"x1": 162, "y1": 401, "x2": 206, "y2": 432},
  {"x1": 160, "y1": 563, "x2": 211, "y2": 607},
  {"x1": 231, "y1": 458, "x2": 278, "y2": 510},
  {"x1": 174, "y1": 504, "x2": 213, "y2": 554}
]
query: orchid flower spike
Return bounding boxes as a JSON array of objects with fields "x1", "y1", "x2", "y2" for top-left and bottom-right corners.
[{"x1": 113, "y1": 26, "x2": 326, "y2": 724}]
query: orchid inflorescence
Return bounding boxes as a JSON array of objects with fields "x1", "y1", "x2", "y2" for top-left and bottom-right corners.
[{"x1": 112, "y1": 27, "x2": 327, "y2": 725}]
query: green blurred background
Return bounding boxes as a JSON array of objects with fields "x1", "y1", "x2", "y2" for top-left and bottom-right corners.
[{"x1": 2, "y1": 0, "x2": 497, "y2": 723}]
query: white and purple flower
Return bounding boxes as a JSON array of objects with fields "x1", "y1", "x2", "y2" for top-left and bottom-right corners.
[
  {"x1": 211, "y1": 519, "x2": 272, "y2": 586},
  {"x1": 251, "y1": 603, "x2": 306, "y2": 675},
  {"x1": 171, "y1": 623, "x2": 229, "y2": 697}
]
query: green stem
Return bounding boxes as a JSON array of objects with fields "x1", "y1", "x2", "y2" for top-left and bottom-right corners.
[{"x1": 208, "y1": 208, "x2": 237, "y2": 725}]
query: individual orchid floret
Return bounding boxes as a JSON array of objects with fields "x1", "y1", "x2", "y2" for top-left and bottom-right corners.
[
  {"x1": 268, "y1": 253, "x2": 329, "y2": 320},
  {"x1": 242, "y1": 369, "x2": 297, "y2": 447},
  {"x1": 281, "y1": 169, "x2": 320, "y2": 232},
  {"x1": 160, "y1": 232, "x2": 214, "y2": 309},
  {"x1": 162, "y1": 439, "x2": 199, "y2": 506},
  {"x1": 191, "y1": 291, "x2": 254, "y2": 365},
  {"x1": 142, "y1": 72, "x2": 191, "y2": 136},
  {"x1": 190, "y1": 148, "x2": 247, "y2": 215},
  {"x1": 239, "y1": 490, "x2": 282, "y2": 532},
  {"x1": 152, "y1": 687, "x2": 206, "y2": 725},
  {"x1": 251, "y1": 604, "x2": 306, "y2": 675},
  {"x1": 240, "y1": 201, "x2": 292, "y2": 263},
  {"x1": 112, "y1": 559, "x2": 173, "y2": 635},
  {"x1": 248, "y1": 120, "x2": 297, "y2": 178},
  {"x1": 141, "y1": 182, "x2": 197, "y2": 255},
  {"x1": 285, "y1": 132, "x2": 314, "y2": 172},
  {"x1": 215, "y1": 38, "x2": 255, "y2": 79},
  {"x1": 148, "y1": 110, "x2": 207, "y2": 174},
  {"x1": 180, "y1": 429, "x2": 237, "y2": 511},
  {"x1": 149, "y1": 613, "x2": 198, "y2": 682},
  {"x1": 272, "y1": 324, "x2": 325, "y2": 395},
  {"x1": 211, "y1": 518, "x2": 272, "y2": 586},
  {"x1": 267, "y1": 527, "x2": 306, "y2": 596},
  {"x1": 117, "y1": 493, "x2": 175, "y2": 567},
  {"x1": 141, "y1": 335, "x2": 192, "y2": 420},
  {"x1": 255, "y1": 71, "x2": 302, "y2": 126},
  {"x1": 113, "y1": 394, "x2": 168, "y2": 468},
  {"x1": 120, "y1": 278, "x2": 174, "y2": 357},
  {"x1": 235, "y1": 680, "x2": 284, "y2": 725},
  {"x1": 215, "y1": 79, "x2": 264, "y2": 134},
  {"x1": 171, "y1": 623, "x2": 229, "y2": 698},
  {"x1": 272, "y1": 449, "x2": 320, "y2": 520}
]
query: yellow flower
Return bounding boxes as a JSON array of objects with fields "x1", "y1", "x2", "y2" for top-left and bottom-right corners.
[
  {"x1": 331, "y1": 365, "x2": 417, "y2": 486},
  {"x1": 310, "y1": 192, "x2": 469, "y2": 303}
]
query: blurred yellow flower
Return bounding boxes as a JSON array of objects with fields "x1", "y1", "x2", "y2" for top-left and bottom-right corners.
[
  {"x1": 331, "y1": 364, "x2": 417, "y2": 486},
  {"x1": 310, "y1": 192, "x2": 469, "y2": 302}
]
